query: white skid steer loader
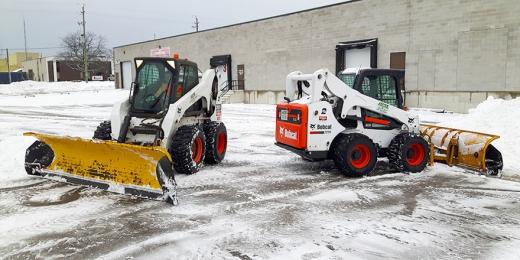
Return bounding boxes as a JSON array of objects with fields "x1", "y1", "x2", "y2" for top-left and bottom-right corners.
[
  {"x1": 276, "y1": 68, "x2": 503, "y2": 176},
  {"x1": 24, "y1": 55, "x2": 232, "y2": 204}
]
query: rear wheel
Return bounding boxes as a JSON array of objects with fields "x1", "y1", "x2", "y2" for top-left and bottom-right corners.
[
  {"x1": 93, "y1": 121, "x2": 112, "y2": 140},
  {"x1": 332, "y1": 134, "x2": 378, "y2": 177},
  {"x1": 25, "y1": 141, "x2": 54, "y2": 176},
  {"x1": 204, "y1": 122, "x2": 227, "y2": 164},
  {"x1": 388, "y1": 133, "x2": 429, "y2": 173},
  {"x1": 170, "y1": 125, "x2": 206, "y2": 174}
]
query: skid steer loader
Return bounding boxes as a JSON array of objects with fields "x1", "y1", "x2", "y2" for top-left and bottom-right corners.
[
  {"x1": 337, "y1": 68, "x2": 503, "y2": 175},
  {"x1": 275, "y1": 68, "x2": 503, "y2": 176},
  {"x1": 24, "y1": 55, "x2": 232, "y2": 204}
]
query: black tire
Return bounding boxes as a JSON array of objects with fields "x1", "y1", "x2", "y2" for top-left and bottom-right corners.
[
  {"x1": 332, "y1": 133, "x2": 378, "y2": 177},
  {"x1": 204, "y1": 122, "x2": 227, "y2": 164},
  {"x1": 485, "y1": 144, "x2": 503, "y2": 176},
  {"x1": 93, "y1": 121, "x2": 112, "y2": 140},
  {"x1": 388, "y1": 133, "x2": 430, "y2": 173},
  {"x1": 170, "y1": 125, "x2": 206, "y2": 174},
  {"x1": 25, "y1": 141, "x2": 54, "y2": 176}
]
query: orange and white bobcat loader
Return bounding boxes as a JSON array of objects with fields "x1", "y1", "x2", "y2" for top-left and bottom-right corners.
[{"x1": 276, "y1": 68, "x2": 503, "y2": 176}]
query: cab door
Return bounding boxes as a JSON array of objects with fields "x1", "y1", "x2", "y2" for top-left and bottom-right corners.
[
  {"x1": 358, "y1": 75, "x2": 399, "y2": 107},
  {"x1": 353, "y1": 70, "x2": 404, "y2": 129}
]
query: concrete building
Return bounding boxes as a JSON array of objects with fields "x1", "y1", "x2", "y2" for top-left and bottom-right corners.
[
  {"x1": 21, "y1": 57, "x2": 112, "y2": 82},
  {"x1": 113, "y1": 0, "x2": 520, "y2": 112}
]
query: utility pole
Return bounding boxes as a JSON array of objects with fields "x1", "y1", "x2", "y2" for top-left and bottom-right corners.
[
  {"x1": 80, "y1": 4, "x2": 88, "y2": 82},
  {"x1": 6, "y1": 48, "x2": 11, "y2": 84},
  {"x1": 23, "y1": 17, "x2": 28, "y2": 61},
  {"x1": 193, "y1": 16, "x2": 200, "y2": 32}
]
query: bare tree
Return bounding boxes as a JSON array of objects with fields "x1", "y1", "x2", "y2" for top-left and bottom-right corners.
[{"x1": 59, "y1": 31, "x2": 111, "y2": 79}]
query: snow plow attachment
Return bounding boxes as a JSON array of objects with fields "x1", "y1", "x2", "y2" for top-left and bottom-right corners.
[
  {"x1": 23, "y1": 132, "x2": 177, "y2": 204},
  {"x1": 420, "y1": 125, "x2": 503, "y2": 175}
]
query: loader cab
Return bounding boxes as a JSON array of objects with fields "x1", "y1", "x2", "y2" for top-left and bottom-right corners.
[
  {"x1": 338, "y1": 69, "x2": 405, "y2": 109},
  {"x1": 130, "y1": 58, "x2": 199, "y2": 115},
  {"x1": 132, "y1": 57, "x2": 177, "y2": 115},
  {"x1": 337, "y1": 69, "x2": 405, "y2": 130},
  {"x1": 172, "y1": 59, "x2": 199, "y2": 103}
]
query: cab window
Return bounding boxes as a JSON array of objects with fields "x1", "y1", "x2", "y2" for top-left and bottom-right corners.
[
  {"x1": 184, "y1": 65, "x2": 199, "y2": 91},
  {"x1": 173, "y1": 65, "x2": 185, "y2": 102},
  {"x1": 339, "y1": 73, "x2": 356, "y2": 88},
  {"x1": 360, "y1": 75, "x2": 398, "y2": 107},
  {"x1": 134, "y1": 62, "x2": 172, "y2": 113}
]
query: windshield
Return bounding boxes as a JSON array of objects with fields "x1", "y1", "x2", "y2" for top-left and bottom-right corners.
[
  {"x1": 133, "y1": 62, "x2": 173, "y2": 113},
  {"x1": 339, "y1": 73, "x2": 356, "y2": 88}
]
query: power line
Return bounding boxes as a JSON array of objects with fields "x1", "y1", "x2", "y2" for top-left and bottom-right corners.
[{"x1": 88, "y1": 10, "x2": 192, "y2": 24}]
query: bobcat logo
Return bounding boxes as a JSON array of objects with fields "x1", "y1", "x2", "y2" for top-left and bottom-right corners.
[{"x1": 310, "y1": 124, "x2": 316, "y2": 129}]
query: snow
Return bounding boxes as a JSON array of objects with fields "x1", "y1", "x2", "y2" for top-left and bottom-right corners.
[
  {"x1": 0, "y1": 80, "x2": 114, "y2": 96},
  {"x1": 1, "y1": 81, "x2": 520, "y2": 259}
]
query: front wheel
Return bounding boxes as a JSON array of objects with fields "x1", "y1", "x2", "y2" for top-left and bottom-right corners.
[
  {"x1": 332, "y1": 134, "x2": 378, "y2": 177},
  {"x1": 25, "y1": 141, "x2": 54, "y2": 176},
  {"x1": 170, "y1": 125, "x2": 206, "y2": 174},
  {"x1": 204, "y1": 122, "x2": 227, "y2": 164},
  {"x1": 388, "y1": 133, "x2": 430, "y2": 173}
]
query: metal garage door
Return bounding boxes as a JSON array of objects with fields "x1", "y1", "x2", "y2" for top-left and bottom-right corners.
[
  {"x1": 345, "y1": 47, "x2": 371, "y2": 69},
  {"x1": 336, "y1": 39, "x2": 378, "y2": 74},
  {"x1": 121, "y1": 61, "x2": 132, "y2": 89}
]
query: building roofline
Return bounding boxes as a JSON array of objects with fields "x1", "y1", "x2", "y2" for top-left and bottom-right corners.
[{"x1": 114, "y1": 0, "x2": 360, "y2": 49}]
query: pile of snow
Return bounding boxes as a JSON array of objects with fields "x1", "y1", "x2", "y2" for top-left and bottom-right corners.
[
  {"x1": 437, "y1": 97, "x2": 520, "y2": 179},
  {"x1": 0, "y1": 80, "x2": 115, "y2": 96}
]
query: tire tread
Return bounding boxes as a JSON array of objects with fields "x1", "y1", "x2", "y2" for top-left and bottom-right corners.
[{"x1": 170, "y1": 125, "x2": 205, "y2": 174}]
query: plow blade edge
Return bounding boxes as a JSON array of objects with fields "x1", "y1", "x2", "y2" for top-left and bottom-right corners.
[
  {"x1": 420, "y1": 125, "x2": 503, "y2": 175},
  {"x1": 24, "y1": 132, "x2": 177, "y2": 204}
]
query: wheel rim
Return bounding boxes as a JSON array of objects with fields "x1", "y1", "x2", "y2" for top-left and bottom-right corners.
[
  {"x1": 216, "y1": 132, "x2": 226, "y2": 155},
  {"x1": 407, "y1": 143, "x2": 425, "y2": 166},
  {"x1": 192, "y1": 137, "x2": 203, "y2": 164},
  {"x1": 350, "y1": 144, "x2": 371, "y2": 169}
]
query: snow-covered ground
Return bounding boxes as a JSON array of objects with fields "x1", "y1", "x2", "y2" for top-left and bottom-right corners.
[{"x1": 1, "y1": 81, "x2": 520, "y2": 259}]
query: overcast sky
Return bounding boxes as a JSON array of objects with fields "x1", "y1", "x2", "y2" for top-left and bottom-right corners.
[{"x1": 1, "y1": 0, "x2": 347, "y2": 57}]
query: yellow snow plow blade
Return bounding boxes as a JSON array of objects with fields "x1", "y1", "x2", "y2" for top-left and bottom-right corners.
[
  {"x1": 23, "y1": 132, "x2": 177, "y2": 203},
  {"x1": 420, "y1": 125, "x2": 503, "y2": 175}
]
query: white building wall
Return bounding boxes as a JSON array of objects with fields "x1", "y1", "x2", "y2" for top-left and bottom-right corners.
[{"x1": 21, "y1": 57, "x2": 52, "y2": 82}]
